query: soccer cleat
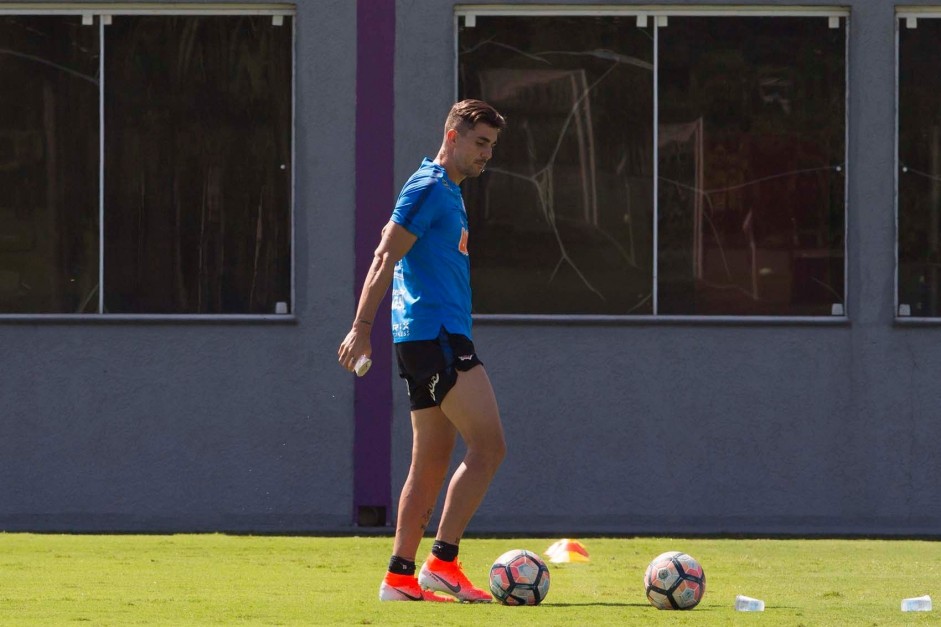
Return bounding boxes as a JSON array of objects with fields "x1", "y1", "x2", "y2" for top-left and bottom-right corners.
[
  {"x1": 379, "y1": 572, "x2": 454, "y2": 602},
  {"x1": 418, "y1": 555, "x2": 493, "y2": 603}
]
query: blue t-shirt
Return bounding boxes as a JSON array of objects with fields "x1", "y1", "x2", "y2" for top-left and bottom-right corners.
[{"x1": 390, "y1": 158, "x2": 472, "y2": 342}]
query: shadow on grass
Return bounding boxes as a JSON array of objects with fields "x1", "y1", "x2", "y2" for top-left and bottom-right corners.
[
  {"x1": 548, "y1": 602, "x2": 722, "y2": 611},
  {"x1": 548, "y1": 602, "x2": 667, "y2": 608}
]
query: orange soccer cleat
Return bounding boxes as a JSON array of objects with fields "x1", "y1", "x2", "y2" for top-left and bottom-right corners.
[
  {"x1": 418, "y1": 555, "x2": 493, "y2": 603},
  {"x1": 379, "y1": 572, "x2": 454, "y2": 602}
]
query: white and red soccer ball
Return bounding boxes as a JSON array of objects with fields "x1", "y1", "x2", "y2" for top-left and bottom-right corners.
[
  {"x1": 643, "y1": 550, "x2": 706, "y2": 610},
  {"x1": 489, "y1": 549, "x2": 551, "y2": 605}
]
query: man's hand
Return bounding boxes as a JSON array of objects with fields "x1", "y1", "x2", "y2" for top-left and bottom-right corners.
[
  {"x1": 337, "y1": 221, "x2": 417, "y2": 375},
  {"x1": 338, "y1": 321, "x2": 372, "y2": 374}
]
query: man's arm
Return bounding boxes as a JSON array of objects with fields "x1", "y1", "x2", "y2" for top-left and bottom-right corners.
[{"x1": 337, "y1": 221, "x2": 417, "y2": 373}]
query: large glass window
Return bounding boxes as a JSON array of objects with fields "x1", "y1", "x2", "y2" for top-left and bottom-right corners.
[
  {"x1": 0, "y1": 10, "x2": 292, "y2": 316},
  {"x1": 658, "y1": 17, "x2": 845, "y2": 316},
  {"x1": 0, "y1": 16, "x2": 99, "y2": 313},
  {"x1": 460, "y1": 16, "x2": 654, "y2": 315},
  {"x1": 459, "y1": 11, "x2": 846, "y2": 317},
  {"x1": 898, "y1": 15, "x2": 941, "y2": 318}
]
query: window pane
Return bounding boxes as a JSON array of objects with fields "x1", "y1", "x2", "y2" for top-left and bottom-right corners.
[
  {"x1": 899, "y1": 19, "x2": 941, "y2": 317},
  {"x1": 459, "y1": 16, "x2": 654, "y2": 315},
  {"x1": 0, "y1": 16, "x2": 99, "y2": 313},
  {"x1": 658, "y1": 17, "x2": 845, "y2": 316},
  {"x1": 104, "y1": 16, "x2": 292, "y2": 314}
]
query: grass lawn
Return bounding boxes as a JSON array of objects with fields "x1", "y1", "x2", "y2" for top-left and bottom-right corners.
[{"x1": 0, "y1": 534, "x2": 938, "y2": 625}]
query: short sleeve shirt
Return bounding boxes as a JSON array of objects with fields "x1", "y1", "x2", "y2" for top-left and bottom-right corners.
[{"x1": 390, "y1": 158, "x2": 472, "y2": 342}]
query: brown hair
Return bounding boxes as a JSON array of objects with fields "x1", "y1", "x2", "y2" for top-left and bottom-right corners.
[{"x1": 444, "y1": 99, "x2": 506, "y2": 135}]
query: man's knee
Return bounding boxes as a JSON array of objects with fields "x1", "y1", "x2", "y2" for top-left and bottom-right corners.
[
  {"x1": 411, "y1": 450, "x2": 453, "y2": 479},
  {"x1": 468, "y1": 434, "x2": 506, "y2": 473}
]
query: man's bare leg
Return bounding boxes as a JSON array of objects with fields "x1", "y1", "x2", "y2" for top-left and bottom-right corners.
[
  {"x1": 391, "y1": 406, "x2": 456, "y2": 560},
  {"x1": 414, "y1": 365, "x2": 505, "y2": 602},
  {"x1": 435, "y1": 365, "x2": 506, "y2": 545}
]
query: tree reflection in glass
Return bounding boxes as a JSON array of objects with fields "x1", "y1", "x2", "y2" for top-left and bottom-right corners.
[
  {"x1": 659, "y1": 17, "x2": 845, "y2": 316},
  {"x1": 104, "y1": 16, "x2": 292, "y2": 314},
  {"x1": 0, "y1": 16, "x2": 99, "y2": 313},
  {"x1": 460, "y1": 16, "x2": 655, "y2": 315},
  {"x1": 460, "y1": 15, "x2": 845, "y2": 317}
]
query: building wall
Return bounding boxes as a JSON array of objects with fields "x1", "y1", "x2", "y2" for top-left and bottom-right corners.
[
  {"x1": 391, "y1": 0, "x2": 941, "y2": 536},
  {"x1": 1, "y1": 0, "x2": 939, "y2": 536},
  {"x1": 0, "y1": 0, "x2": 358, "y2": 532}
]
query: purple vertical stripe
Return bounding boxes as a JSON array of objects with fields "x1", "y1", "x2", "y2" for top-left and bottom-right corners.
[{"x1": 353, "y1": 0, "x2": 394, "y2": 524}]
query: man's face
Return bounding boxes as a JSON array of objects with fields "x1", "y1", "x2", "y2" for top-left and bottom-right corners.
[{"x1": 451, "y1": 123, "x2": 499, "y2": 180}]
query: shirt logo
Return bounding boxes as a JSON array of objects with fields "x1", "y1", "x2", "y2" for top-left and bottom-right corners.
[
  {"x1": 391, "y1": 289, "x2": 405, "y2": 312},
  {"x1": 458, "y1": 227, "x2": 469, "y2": 256}
]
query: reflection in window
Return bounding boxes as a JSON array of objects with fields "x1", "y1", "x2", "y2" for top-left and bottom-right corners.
[
  {"x1": 459, "y1": 14, "x2": 846, "y2": 317},
  {"x1": 0, "y1": 16, "x2": 99, "y2": 313},
  {"x1": 898, "y1": 18, "x2": 941, "y2": 317},
  {"x1": 659, "y1": 17, "x2": 845, "y2": 316},
  {"x1": 460, "y1": 16, "x2": 654, "y2": 315},
  {"x1": 104, "y1": 16, "x2": 292, "y2": 314}
]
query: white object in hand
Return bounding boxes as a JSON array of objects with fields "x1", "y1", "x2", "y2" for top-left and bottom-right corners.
[
  {"x1": 734, "y1": 595, "x2": 765, "y2": 612},
  {"x1": 901, "y1": 595, "x2": 932, "y2": 612},
  {"x1": 354, "y1": 355, "x2": 372, "y2": 377}
]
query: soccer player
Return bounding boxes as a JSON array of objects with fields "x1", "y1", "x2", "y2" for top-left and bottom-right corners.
[{"x1": 338, "y1": 100, "x2": 507, "y2": 602}]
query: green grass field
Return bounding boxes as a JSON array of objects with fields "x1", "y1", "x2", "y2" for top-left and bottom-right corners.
[{"x1": 0, "y1": 534, "x2": 938, "y2": 625}]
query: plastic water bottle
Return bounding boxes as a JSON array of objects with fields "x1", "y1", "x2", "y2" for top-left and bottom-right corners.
[
  {"x1": 735, "y1": 595, "x2": 765, "y2": 612},
  {"x1": 901, "y1": 595, "x2": 932, "y2": 612}
]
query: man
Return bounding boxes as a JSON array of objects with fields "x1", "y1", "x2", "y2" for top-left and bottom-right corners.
[{"x1": 338, "y1": 100, "x2": 507, "y2": 602}]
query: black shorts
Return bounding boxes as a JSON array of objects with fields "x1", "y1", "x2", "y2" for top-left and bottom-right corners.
[{"x1": 395, "y1": 327, "x2": 483, "y2": 410}]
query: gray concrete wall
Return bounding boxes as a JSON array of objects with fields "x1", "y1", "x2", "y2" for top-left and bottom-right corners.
[
  {"x1": 0, "y1": 0, "x2": 358, "y2": 532},
  {"x1": 2, "y1": 0, "x2": 940, "y2": 537},
  {"x1": 392, "y1": 0, "x2": 941, "y2": 536}
]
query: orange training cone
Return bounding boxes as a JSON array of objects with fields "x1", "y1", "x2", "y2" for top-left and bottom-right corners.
[{"x1": 545, "y1": 539, "x2": 590, "y2": 563}]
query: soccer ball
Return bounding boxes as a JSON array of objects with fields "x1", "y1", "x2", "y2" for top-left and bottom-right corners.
[
  {"x1": 643, "y1": 551, "x2": 705, "y2": 610},
  {"x1": 489, "y1": 549, "x2": 551, "y2": 605}
]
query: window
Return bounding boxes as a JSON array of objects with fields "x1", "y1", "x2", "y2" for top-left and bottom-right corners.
[
  {"x1": 458, "y1": 10, "x2": 847, "y2": 318},
  {"x1": 460, "y1": 15, "x2": 654, "y2": 315},
  {"x1": 0, "y1": 9, "x2": 293, "y2": 316},
  {"x1": 898, "y1": 13, "x2": 941, "y2": 319},
  {"x1": 0, "y1": 16, "x2": 99, "y2": 314}
]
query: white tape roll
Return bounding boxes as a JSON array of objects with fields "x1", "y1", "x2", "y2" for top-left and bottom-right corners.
[{"x1": 354, "y1": 355, "x2": 372, "y2": 377}]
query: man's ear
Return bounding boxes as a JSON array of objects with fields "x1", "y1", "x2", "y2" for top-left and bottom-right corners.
[{"x1": 446, "y1": 128, "x2": 458, "y2": 143}]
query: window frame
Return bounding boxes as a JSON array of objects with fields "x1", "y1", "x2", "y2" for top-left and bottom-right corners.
[
  {"x1": 455, "y1": 5, "x2": 850, "y2": 324},
  {"x1": 894, "y1": 8, "x2": 941, "y2": 324},
  {"x1": 0, "y1": 3, "x2": 296, "y2": 321}
]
